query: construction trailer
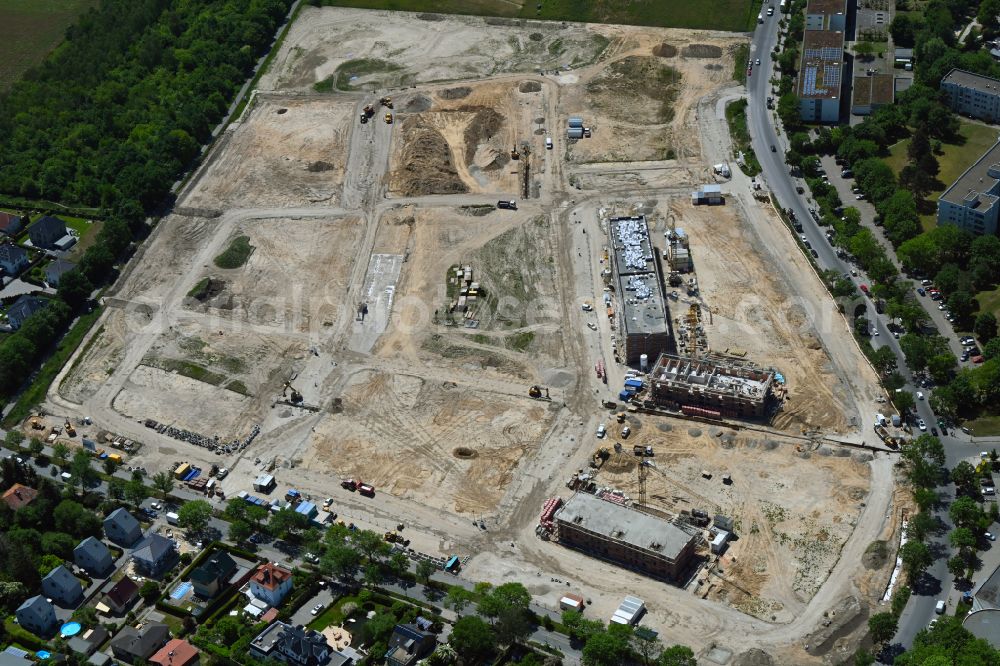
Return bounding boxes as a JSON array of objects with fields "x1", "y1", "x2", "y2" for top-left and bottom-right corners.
[
  {"x1": 607, "y1": 216, "x2": 675, "y2": 367},
  {"x1": 553, "y1": 492, "x2": 695, "y2": 581},
  {"x1": 568, "y1": 117, "x2": 584, "y2": 128},
  {"x1": 567, "y1": 127, "x2": 585, "y2": 139},
  {"x1": 648, "y1": 353, "x2": 777, "y2": 419},
  {"x1": 691, "y1": 184, "x2": 724, "y2": 205}
]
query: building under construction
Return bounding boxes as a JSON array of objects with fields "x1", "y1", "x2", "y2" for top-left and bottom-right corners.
[
  {"x1": 608, "y1": 216, "x2": 674, "y2": 367},
  {"x1": 554, "y1": 492, "x2": 695, "y2": 581},
  {"x1": 648, "y1": 353, "x2": 777, "y2": 419}
]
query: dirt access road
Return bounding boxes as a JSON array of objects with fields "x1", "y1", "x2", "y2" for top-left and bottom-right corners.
[{"x1": 45, "y1": 8, "x2": 898, "y2": 663}]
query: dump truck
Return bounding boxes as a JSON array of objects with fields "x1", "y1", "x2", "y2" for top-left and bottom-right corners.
[
  {"x1": 497, "y1": 200, "x2": 517, "y2": 210},
  {"x1": 64, "y1": 421, "x2": 76, "y2": 437},
  {"x1": 358, "y1": 483, "x2": 375, "y2": 497},
  {"x1": 360, "y1": 104, "x2": 375, "y2": 123},
  {"x1": 107, "y1": 453, "x2": 123, "y2": 464},
  {"x1": 633, "y1": 445, "x2": 653, "y2": 456},
  {"x1": 341, "y1": 478, "x2": 358, "y2": 491}
]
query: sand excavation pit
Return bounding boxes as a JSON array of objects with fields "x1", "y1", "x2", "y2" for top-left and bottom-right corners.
[
  {"x1": 113, "y1": 364, "x2": 257, "y2": 438},
  {"x1": 185, "y1": 97, "x2": 353, "y2": 208},
  {"x1": 595, "y1": 418, "x2": 870, "y2": 619},
  {"x1": 301, "y1": 369, "x2": 556, "y2": 514},
  {"x1": 369, "y1": 207, "x2": 565, "y2": 374},
  {"x1": 183, "y1": 216, "x2": 363, "y2": 335},
  {"x1": 389, "y1": 81, "x2": 538, "y2": 196},
  {"x1": 562, "y1": 32, "x2": 739, "y2": 162},
  {"x1": 674, "y1": 201, "x2": 852, "y2": 433},
  {"x1": 259, "y1": 7, "x2": 609, "y2": 91}
]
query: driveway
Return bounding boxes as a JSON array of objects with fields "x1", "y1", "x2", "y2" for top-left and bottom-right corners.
[{"x1": 288, "y1": 586, "x2": 336, "y2": 627}]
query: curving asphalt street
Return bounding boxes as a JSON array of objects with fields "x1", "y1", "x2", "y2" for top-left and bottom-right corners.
[{"x1": 744, "y1": 8, "x2": 990, "y2": 658}]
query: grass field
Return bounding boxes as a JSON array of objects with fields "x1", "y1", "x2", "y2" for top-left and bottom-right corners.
[
  {"x1": 885, "y1": 121, "x2": 1000, "y2": 232},
  {"x1": 321, "y1": 0, "x2": 760, "y2": 31},
  {"x1": 0, "y1": 0, "x2": 99, "y2": 91}
]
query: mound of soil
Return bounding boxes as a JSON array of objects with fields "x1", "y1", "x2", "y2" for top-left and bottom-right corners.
[
  {"x1": 439, "y1": 86, "x2": 472, "y2": 100},
  {"x1": 652, "y1": 43, "x2": 678, "y2": 58},
  {"x1": 461, "y1": 106, "x2": 505, "y2": 165},
  {"x1": 276, "y1": 108, "x2": 288, "y2": 114},
  {"x1": 733, "y1": 649, "x2": 774, "y2": 666},
  {"x1": 682, "y1": 44, "x2": 723, "y2": 58},
  {"x1": 453, "y1": 447, "x2": 478, "y2": 459},
  {"x1": 405, "y1": 95, "x2": 432, "y2": 112},
  {"x1": 482, "y1": 152, "x2": 510, "y2": 172},
  {"x1": 307, "y1": 161, "x2": 334, "y2": 172},
  {"x1": 189, "y1": 278, "x2": 226, "y2": 302},
  {"x1": 394, "y1": 121, "x2": 468, "y2": 196},
  {"x1": 519, "y1": 80, "x2": 542, "y2": 93}
]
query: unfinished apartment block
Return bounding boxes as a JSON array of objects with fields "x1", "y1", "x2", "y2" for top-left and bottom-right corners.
[
  {"x1": 649, "y1": 353, "x2": 777, "y2": 419},
  {"x1": 608, "y1": 216, "x2": 673, "y2": 366},
  {"x1": 554, "y1": 492, "x2": 695, "y2": 581}
]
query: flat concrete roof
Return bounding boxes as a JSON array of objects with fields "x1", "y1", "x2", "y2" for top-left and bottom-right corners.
[
  {"x1": 939, "y1": 139, "x2": 1000, "y2": 208},
  {"x1": 942, "y1": 68, "x2": 1000, "y2": 94},
  {"x1": 610, "y1": 216, "x2": 669, "y2": 338},
  {"x1": 807, "y1": 0, "x2": 847, "y2": 15},
  {"x1": 853, "y1": 74, "x2": 894, "y2": 107},
  {"x1": 964, "y1": 609, "x2": 1000, "y2": 647},
  {"x1": 799, "y1": 30, "x2": 845, "y2": 100},
  {"x1": 555, "y1": 492, "x2": 693, "y2": 562}
]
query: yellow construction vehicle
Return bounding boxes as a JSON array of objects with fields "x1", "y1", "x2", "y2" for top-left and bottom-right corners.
[
  {"x1": 384, "y1": 112, "x2": 393, "y2": 124},
  {"x1": 30, "y1": 417, "x2": 44, "y2": 430},
  {"x1": 380, "y1": 96, "x2": 393, "y2": 109},
  {"x1": 590, "y1": 447, "x2": 611, "y2": 469},
  {"x1": 528, "y1": 385, "x2": 542, "y2": 398},
  {"x1": 65, "y1": 421, "x2": 76, "y2": 437},
  {"x1": 510, "y1": 146, "x2": 520, "y2": 160}
]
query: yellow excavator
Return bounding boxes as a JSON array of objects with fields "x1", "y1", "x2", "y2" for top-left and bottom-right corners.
[
  {"x1": 528, "y1": 385, "x2": 550, "y2": 399},
  {"x1": 380, "y1": 96, "x2": 393, "y2": 109}
]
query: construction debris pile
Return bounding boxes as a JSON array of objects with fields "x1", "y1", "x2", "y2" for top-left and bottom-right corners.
[{"x1": 147, "y1": 420, "x2": 262, "y2": 455}]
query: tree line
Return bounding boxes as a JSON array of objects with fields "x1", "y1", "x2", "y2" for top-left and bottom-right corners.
[{"x1": 0, "y1": 0, "x2": 293, "y2": 408}]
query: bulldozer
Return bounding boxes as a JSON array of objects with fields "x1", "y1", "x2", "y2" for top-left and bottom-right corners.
[
  {"x1": 384, "y1": 112, "x2": 393, "y2": 124},
  {"x1": 282, "y1": 381, "x2": 304, "y2": 404},
  {"x1": 380, "y1": 96, "x2": 393, "y2": 109}
]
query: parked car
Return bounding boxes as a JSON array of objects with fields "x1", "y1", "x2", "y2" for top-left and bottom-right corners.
[
  {"x1": 310, "y1": 603, "x2": 324, "y2": 616},
  {"x1": 918, "y1": 419, "x2": 927, "y2": 431},
  {"x1": 917, "y1": 287, "x2": 925, "y2": 296}
]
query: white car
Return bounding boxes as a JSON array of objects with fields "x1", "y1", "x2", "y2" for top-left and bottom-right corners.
[
  {"x1": 917, "y1": 392, "x2": 925, "y2": 400},
  {"x1": 871, "y1": 327, "x2": 879, "y2": 336},
  {"x1": 621, "y1": 426, "x2": 631, "y2": 438},
  {"x1": 597, "y1": 423, "x2": 607, "y2": 438},
  {"x1": 151, "y1": 502, "x2": 162, "y2": 510},
  {"x1": 587, "y1": 322, "x2": 597, "y2": 330},
  {"x1": 310, "y1": 603, "x2": 324, "y2": 616},
  {"x1": 918, "y1": 419, "x2": 927, "y2": 431},
  {"x1": 987, "y1": 532, "x2": 997, "y2": 541},
  {"x1": 755, "y1": 58, "x2": 761, "y2": 65}
]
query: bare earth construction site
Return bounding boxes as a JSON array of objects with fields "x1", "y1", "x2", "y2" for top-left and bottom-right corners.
[{"x1": 47, "y1": 7, "x2": 898, "y2": 663}]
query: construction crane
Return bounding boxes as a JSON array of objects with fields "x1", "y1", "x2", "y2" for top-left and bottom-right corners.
[{"x1": 638, "y1": 459, "x2": 649, "y2": 507}]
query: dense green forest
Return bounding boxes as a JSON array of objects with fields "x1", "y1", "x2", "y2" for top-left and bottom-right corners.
[
  {"x1": 0, "y1": 0, "x2": 292, "y2": 407},
  {"x1": 0, "y1": 0, "x2": 291, "y2": 209}
]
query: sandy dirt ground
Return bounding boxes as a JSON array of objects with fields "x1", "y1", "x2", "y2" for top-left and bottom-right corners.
[
  {"x1": 182, "y1": 215, "x2": 363, "y2": 335},
  {"x1": 46, "y1": 8, "x2": 901, "y2": 662},
  {"x1": 300, "y1": 368, "x2": 558, "y2": 515},
  {"x1": 661, "y1": 200, "x2": 854, "y2": 433},
  {"x1": 186, "y1": 97, "x2": 354, "y2": 209}
]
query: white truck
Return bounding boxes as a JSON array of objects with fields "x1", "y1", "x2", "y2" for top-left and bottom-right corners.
[{"x1": 166, "y1": 511, "x2": 180, "y2": 526}]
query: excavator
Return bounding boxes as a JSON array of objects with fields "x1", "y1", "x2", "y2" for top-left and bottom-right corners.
[
  {"x1": 282, "y1": 381, "x2": 304, "y2": 404},
  {"x1": 64, "y1": 420, "x2": 76, "y2": 437},
  {"x1": 380, "y1": 96, "x2": 393, "y2": 109},
  {"x1": 510, "y1": 145, "x2": 520, "y2": 160},
  {"x1": 528, "y1": 385, "x2": 550, "y2": 400}
]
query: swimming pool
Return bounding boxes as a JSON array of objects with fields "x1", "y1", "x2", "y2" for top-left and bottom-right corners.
[
  {"x1": 60, "y1": 622, "x2": 82, "y2": 638},
  {"x1": 170, "y1": 581, "x2": 193, "y2": 599}
]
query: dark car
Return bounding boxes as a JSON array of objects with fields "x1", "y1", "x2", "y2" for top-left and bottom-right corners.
[
  {"x1": 931, "y1": 427, "x2": 939, "y2": 436},
  {"x1": 771, "y1": 145, "x2": 776, "y2": 152},
  {"x1": 917, "y1": 287, "x2": 925, "y2": 296}
]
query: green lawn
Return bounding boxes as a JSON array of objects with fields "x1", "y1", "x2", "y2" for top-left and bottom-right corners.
[
  {"x1": 214, "y1": 235, "x2": 254, "y2": 269},
  {"x1": 0, "y1": 0, "x2": 99, "y2": 91},
  {"x1": 977, "y1": 285, "x2": 1000, "y2": 320},
  {"x1": 885, "y1": 121, "x2": 1000, "y2": 232},
  {"x1": 965, "y1": 415, "x2": 1000, "y2": 437},
  {"x1": 321, "y1": 0, "x2": 760, "y2": 30},
  {"x1": 67, "y1": 218, "x2": 104, "y2": 261}
]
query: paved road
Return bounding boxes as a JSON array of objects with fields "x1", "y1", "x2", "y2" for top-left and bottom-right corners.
[{"x1": 744, "y1": 13, "x2": 996, "y2": 658}]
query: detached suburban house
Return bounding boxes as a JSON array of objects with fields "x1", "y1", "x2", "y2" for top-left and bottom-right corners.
[
  {"x1": 385, "y1": 624, "x2": 436, "y2": 666},
  {"x1": 41, "y1": 564, "x2": 83, "y2": 606},
  {"x1": 149, "y1": 639, "x2": 200, "y2": 666},
  {"x1": 74, "y1": 536, "x2": 113, "y2": 576},
  {"x1": 1, "y1": 483, "x2": 38, "y2": 511},
  {"x1": 15, "y1": 596, "x2": 57, "y2": 637},
  {"x1": 190, "y1": 551, "x2": 237, "y2": 599},
  {"x1": 0, "y1": 243, "x2": 28, "y2": 275},
  {"x1": 101, "y1": 576, "x2": 139, "y2": 614},
  {"x1": 104, "y1": 508, "x2": 142, "y2": 547},
  {"x1": 27, "y1": 215, "x2": 68, "y2": 249},
  {"x1": 5, "y1": 295, "x2": 45, "y2": 331},
  {"x1": 110, "y1": 622, "x2": 170, "y2": 664},
  {"x1": 249, "y1": 622, "x2": 332, "y2": 666},
  {"x1": 131, "y1": 533, "x2": 176, "y2": 577},
  {"x1": 45, "y1": 259, "x2": 76, "y2": 287},
  {"x1": 0, "y1": 212, "x2": 23, "y2": 236},
  {"x1": 249, "y1": 562, "x2": 293, "y2": 607}
]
